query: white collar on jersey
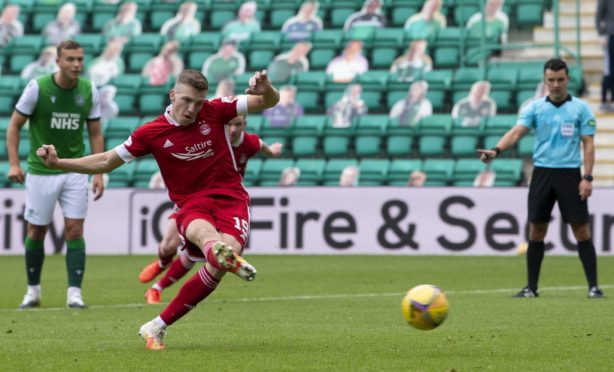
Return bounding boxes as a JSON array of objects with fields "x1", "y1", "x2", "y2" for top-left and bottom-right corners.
[
  {"x1": 232, "y1": 131, "x2": 244, "y2": 147},
  {"x1": 164, "y1": 104, "x2": 199, "y2": 127}
]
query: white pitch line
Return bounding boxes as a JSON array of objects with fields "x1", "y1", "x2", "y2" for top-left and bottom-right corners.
[{"x1": 1, "y1": 284, "x2": 611, "y2": 313}]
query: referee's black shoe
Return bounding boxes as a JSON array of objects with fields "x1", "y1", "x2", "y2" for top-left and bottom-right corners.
[
  {"x1": 588, "y1": 286, "x2": 604, "y2": 299},
  {"x1": 513, "y1": 287, "x2": 538, "y2": 298}
]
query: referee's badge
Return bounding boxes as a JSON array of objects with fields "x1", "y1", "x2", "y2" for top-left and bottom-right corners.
[
  {"x1": 588, "y1": 119, "x2": 596, "y2": 127},
  {"x1": 75, "y1": 95, "x2": 85, "y2": 107}
]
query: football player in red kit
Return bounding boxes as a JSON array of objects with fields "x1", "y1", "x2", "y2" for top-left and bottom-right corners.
[
  {"x1": 140, "y1": 115, "x2": 282, "y2": 304},
  {"x1": 36, "y1": 69, "x2": 280, "y2": 350}
]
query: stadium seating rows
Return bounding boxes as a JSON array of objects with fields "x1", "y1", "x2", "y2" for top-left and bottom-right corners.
[{"x1": 0, "y1": 156, "x2": 524, "y2": 188}]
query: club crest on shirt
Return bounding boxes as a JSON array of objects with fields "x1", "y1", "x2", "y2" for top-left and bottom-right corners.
[
  {"x1": 199, "y1": 123, "x2": 211, "y2": 136},
  {"x1": 74, "y1": 95, "x2": 85, "y2": 107},
  {"x1": 222, "y1": 96, "x2": 238, "y2": 103},
  {"x1": 239, "y1": 154, "x2": 247, "y2": 164}
]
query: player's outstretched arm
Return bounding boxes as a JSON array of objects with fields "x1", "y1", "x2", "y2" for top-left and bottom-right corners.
[
  {"x1": 259, "y1": 141, "x2": 283, "y2": 158},
  {"x1": 245, "y1": 70, "x2": 280, "y2": 113},
  {"x1": 477, "y1": 125, "x2": 529, "y2": 163},
  {"x1": 37, "y1": 144, "x2": 125, "y2": 174}
]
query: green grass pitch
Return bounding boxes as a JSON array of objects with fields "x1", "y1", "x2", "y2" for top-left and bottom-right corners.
[{"x1": 1, "y1": 255, "x2": 613, "y2": 371}]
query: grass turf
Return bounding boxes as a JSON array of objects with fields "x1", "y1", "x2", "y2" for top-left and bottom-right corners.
[{"x1": 0, "y1": 255, "x2": 613, "y2": 371}]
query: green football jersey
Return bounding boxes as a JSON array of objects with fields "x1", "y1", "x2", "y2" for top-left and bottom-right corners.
[{"x1": 15, "y1": 74, "x2": 99, "y2": 175}]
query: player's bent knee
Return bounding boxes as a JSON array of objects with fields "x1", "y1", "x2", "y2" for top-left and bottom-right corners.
[{"x1": 571, "y1": 223, "x2": 591, "y2": 241}]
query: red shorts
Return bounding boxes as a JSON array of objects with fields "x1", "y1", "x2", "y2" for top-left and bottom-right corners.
[{"x1": 174, "y1": 195, "x2": 250, "y2": 261}]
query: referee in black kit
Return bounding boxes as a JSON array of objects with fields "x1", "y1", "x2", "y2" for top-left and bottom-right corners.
[{"x1": 478, "y1": 58, "x2": 604, "y2": 299}]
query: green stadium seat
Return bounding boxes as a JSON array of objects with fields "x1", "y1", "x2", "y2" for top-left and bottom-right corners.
[
  {"x1": 249, "y1": 50, "x2": 275, "y2": 71},
  {"x1": 292, "y1": 115, "x2": 327, "y2": 136},
  {"x1": 209, "y1": 9, "x2": 236, "y2": 30},
  {"x1": 105, "y1": 117, "x2": 140, "y2": 139},
  {"x1": 260, "y1": 158, "x2": 295, "y2": 184},
  {"x1": 115, "y1": 93, "x2": 139, "y2": 115},
  {"x1": 149, "y1": 4, "x2": 178, "y2": 31},
  {"x1": 187, "y1": 51, "x2": 213, "y2": 70},
  {"x1": 484, "y1": 114, "x2": 517, "y2": 135},
  {"x1": 374, "y1": 28, "x2": 405, "y2": 48},
  {"x1": 188, "y1": 32, "x2": 222, "y2": 52},
  {"x1": 128, "y1": 33, "x2": 163, "y2": 53},
  {"x1": 295, "y1": 91, "x2": 320, "y2": 111},
  {"x1": 450, "y1": 135, "x2": 479, "y2": 157},
  {"x1": 386, "y1": 136, "x2": 414, "y2": 157},
  {"x1": 490, "y1": 90, "x2": 513, "y2": 113},
  {"x1": 422, "y1": 69, "x2": 453, "y2": 90},
  {"x1": 370, "y1": 47, "x2": 397, "y2": 69},
  {"x1": 270, "y1": 9, "x2": 296, "y2": 29},
  {"x1": 310, "y1": 48, "x2": 337, "y2": 70},
  {"x1": 357, "y1": 70, "x2": 389, "y2": 91},
  {"x1": 108, "y1": 160, "x2": 135, "y2": 188},
  {"x1": 133, "y1": 157, "x2": 160, "y2": 187},
  {"x1": 435, "y1": 27, "x2": 465, "y2": 47},
  {"x1": 295, "y1": 158, "x2": 326, "y2": 185},
  {"x1": 515, "y1": 3, "x2": 544, "y2": 27},
  {"x1": 434, "y1": 47, "x2": 460, "y2": 68},
  {"x1": 291, "y1": 136, "x2": 319, "y2": 157},
  {"x1": 0, "y1": 139, "x2": 7, "y2": 160},
  {"x1": 453, "y1": 158, "x2": 486, "y2": 184},
  {"x1": 417, "y1": 114, "x2": 453, "y2": 136},
  {"x1": 105, "y1": 137, "x2": 126, "y2": 152},
  {"x1": 452, "y1": 67, "x2": 486, "y2": 93},
  {"x1": 331, "y1": 8, "x2": 356, "y2": 28},
  {"x1": 139, "y1": 93, "x2": 168, "y2": 115},
  {"x1": 354, "y1": 136, "x2": 382, "y2": 157},
  {"x1": 454, "y1": 2, "x2": 479, "y2": 26},
  {"x1": 9, "y1": 53, "x2": 36, "y2": 75},
  {"x1": 386, "y1": 90, "x2": 407, "y2": 110},
  {"x1": 312, "y1": 30, "x2": 342, "y2": 50},
  {"x1": 250, "y1": 31, "x2": 282, "y2": 50},
  {"x1": 391, "y1": 6, "x2": 419, "y2": 27},
  {"x1": 292, "y1": 71, "x2": 327, "y2": 92},
  {"x1": 427, "y1": 90, "x2": 446, "y2": 112},
  {"x1": 31, "y1": 10, "x2": 57, "y2": 33},
  {"x1": 358, "y1": 159, "x2": 390, "y2": 186},
  {"x1": 387, "y1": 159, "x2": 422, "y2": 185},
  {"x1": 244, "y1": 158, "x2": 263, "y2": 186},
  {"x1": 91, "y1": 10, "x2": 116, "y2": 32},
  {"x1": 127, "y1": 52, "x2": 155, "y2": 73},
  {"x1": 324, "y1": 91, "x2": 344, "y2": 108},
  {"x1": 74, "y1": 34, "x2": 105, "y2": 55},
  {"x1": 322, "y1": 136, "x2": 352, "y2": 158},
  {"x1": 0, "y1": 160, "x2": 9, "y2": 186},
  {"x1": 245, "y1": 115, "x2": 263, "y2": 135},
  {"x1": 323, "y1": 159, "x2": 358, "y2": 185},
  {"x1": 490, "y1": 159, "x2": 523, "y2": 185},
  {"x1": 9, "y1": 35, "x2": 45, "y2": 54},
  {"x1": 517, "y1": 65, "x2": 543, "y2": 91},
  {"x1": 418, "y1": 135, "x2": 446, "y2": 157},
  {"x1": 110, "y1": 74, "x2": 143, "y2": 93},
  {"x1": 362, "y1": 90, "x2": 382, "y2": 110},
  {"x1": 487, "y1": 65, "x2": 518, "y2": 90},
  {"x1": 422, "y1": 158, "x2": 455, "y2": 185},
  {"x1": 451, "y1": 115, "x2": 485, "y2": 136}
]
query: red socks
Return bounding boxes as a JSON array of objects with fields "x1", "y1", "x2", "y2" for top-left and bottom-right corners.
[
  {"x1": 159, "y1": 266, "x2": 219, "y2": 326},
  {"x1": 156, "y1": 257, "x2": 193, "y2": 289},
  {"x1": 204, "y1": 240, "x2": 224, "y2": 270}
]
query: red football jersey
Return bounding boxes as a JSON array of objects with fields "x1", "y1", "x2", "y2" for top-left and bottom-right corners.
[
  {"x1": 116, "y1": 96, "x2": 249, "y2": 207},
  {"x1": 232, "y1": 131, "x2": 261, "y2": 177}
]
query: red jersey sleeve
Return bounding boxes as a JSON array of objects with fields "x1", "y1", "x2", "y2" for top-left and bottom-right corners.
[
  {"x1": 209, "y1": 95, "x2": 248, "y2": 124},
  {"x1": 115, "y1": 123, "x2": 152, "y2": 162}
]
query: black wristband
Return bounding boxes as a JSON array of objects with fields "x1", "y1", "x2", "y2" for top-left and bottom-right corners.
[
  {"x1": 583, "y1": 175, "x2": 593, "y2": 182},
  {"x1": 491, "y1": 147, "x2": 501, "y2": 156}
]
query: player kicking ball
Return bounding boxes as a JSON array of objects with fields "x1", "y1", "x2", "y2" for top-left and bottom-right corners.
[
  {"x1": 36, "y1": 69, "x2": 280, "y2": 350},
  {"x1": 139, "y1": 115, "x2": 282, "y2": 304}
]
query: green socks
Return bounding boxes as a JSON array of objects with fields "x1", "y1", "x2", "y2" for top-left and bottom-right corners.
[
  {"x1": 25, "y1": 238, "x2": 45, "y2": 285},
  {"x1": 66, "y1": 239, "x2": 86, "y2": 288}
]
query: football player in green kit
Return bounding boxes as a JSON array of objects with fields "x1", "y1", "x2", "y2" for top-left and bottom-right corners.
[{"x1": 6, "y1": 40, "x2": 105, "y2": 309}]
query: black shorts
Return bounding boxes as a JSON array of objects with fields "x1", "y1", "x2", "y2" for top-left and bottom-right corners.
[{"x1": 528, "y1": 167, "x2": 589, "y2": 224}]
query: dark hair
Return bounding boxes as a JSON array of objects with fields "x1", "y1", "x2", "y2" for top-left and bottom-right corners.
[
  {"x1": 56, "y1": 40, "x2": 82, "y2": 57},
  {"x1": 176, "y1": 69, "x2": 208, "y2": 91},
  {"x1": 543, "y1": 58, "x2": 568, "y2": 75}
]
